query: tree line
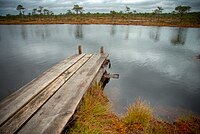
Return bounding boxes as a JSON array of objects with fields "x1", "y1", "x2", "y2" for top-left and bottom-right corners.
[
  {"x1": 16, "y1": 4, "x2": 191, "y2": 16},
  {"x1": 13, "y1": 4, "x2": 196, "y2": 23},
  {"x1": 16, "y1": 5, "x2": 54, "y2": 16}
]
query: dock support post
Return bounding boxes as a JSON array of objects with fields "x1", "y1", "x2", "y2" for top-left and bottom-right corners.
[
  {"x1": 100, "y1": 46, "x2": 104, "y2": 54},
  {"x1": 78, "y1": 45, "x2": 82, "y2": 54}
]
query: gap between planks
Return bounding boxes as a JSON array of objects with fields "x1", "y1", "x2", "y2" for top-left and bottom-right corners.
[
  {"x1": 0, "y1": 54, "x2": 93, "y2": 134},
  {"x1": 0, "y1": 54, "x2": 85, "y2": 127},
  {"x1": 18, "y1": 53, "x2": 108, "y2": 134}
]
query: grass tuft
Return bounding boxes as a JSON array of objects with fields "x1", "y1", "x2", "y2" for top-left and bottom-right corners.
[
  {"x1": 68, "y1": 83, "x2": 125, "y2": 134},
  {"x1": 122, "y1": 97, "x2": 152, "y2": 127},
  {"x1": 68, "y1": 84, "x2": 200, "y2": 134}
]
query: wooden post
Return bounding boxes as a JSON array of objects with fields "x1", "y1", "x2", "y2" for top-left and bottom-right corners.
[
  {"x1": 100, "y1": 46, "x2": 104, "y2": 54},
  {"x1": 78, "y1": 45, "x2": 82, "y2": 54}
]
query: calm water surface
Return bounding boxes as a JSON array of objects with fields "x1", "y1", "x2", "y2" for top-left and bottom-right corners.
[{"x1": 0, "y1": 25, "x2": 199, "y2": 120}]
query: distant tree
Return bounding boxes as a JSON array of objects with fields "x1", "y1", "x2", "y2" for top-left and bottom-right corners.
[
  {"x1": 43, "y1": 9, "x2": 49, "y2": 15},
  {"x1": 175, "y1": 5, "x2": 191, "y2": 22},
  {"x1": 22, "y1": 7, "x2": 26, "y2": 15},
  {"x1": 126, "y1": 6, "x2": 130, "y2": 13},
  {"x1": 110, "y1": 10, "x2": 117, "y2": 14},
  {"x1": 153, "y1": 6, "x2": 163, "y2": 21},
  {"x1": 110, "y1": 10, "x2": 117, "y2": 18},
  {"x1": 32, "y1": 8, "x2": 37, "y2": 15},
  {"x1": 119, "y1": 11, "x2": 123, "y2": 14},
  {"x1": 133, "y1": 10, "x2": 137, "y2": 14},
  {"x1": 72, "y1": 5, "x2": 83, "y2": 14},
  {"x1": 157, "y1": 6, "x2": 163, "y2": 13},
  {"x1": 172, "y1": 11, "x2": 176, "y2": 14},
  {"x1": 67, "y1": 9, "x2": 72, "y2": 15},
  {"x1": 6, "y1": 14, "x2": 11, "y2": 17},
  {"x1": 38, "y1": 6, "x2": 43, "y2": 15},
  {"x1": 16, "y1": 5, "x2": 25, "y2": 15},
  {"x1": 80, "y1": 9, "x2": 85, "y2": 15},
  {"x1": 49, "y1": 11, "x2": 54, "y2": 15},
  {"x1": 86, "y1": 12, "x2": 91, "y2": 15}
]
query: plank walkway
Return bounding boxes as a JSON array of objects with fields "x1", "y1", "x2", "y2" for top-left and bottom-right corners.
[{"x1": 0, "y1": 52, "x2": 109, "y2": 134}]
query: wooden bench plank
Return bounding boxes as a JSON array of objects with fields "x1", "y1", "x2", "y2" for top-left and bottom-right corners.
[
  {"x1": 0, "y1": 54, "x2": 85, "y2": 126},
  {"x1": 18, "y1": 53, "x2": 108, "y2": 134},
  {"x1": 0, "y1": 54, "x2": 93, "y2": 134}
]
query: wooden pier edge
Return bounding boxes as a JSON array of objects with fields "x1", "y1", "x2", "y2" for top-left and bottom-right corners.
[
  {"x1": 0, "y1": 46, "x2": 110, "y2": 134},
  {"x1": 64, "y1": 59, "x2": 109, "y2": 132}
]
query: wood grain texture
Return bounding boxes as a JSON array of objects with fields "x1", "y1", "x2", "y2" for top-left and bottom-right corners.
[
  {"x1": 0, "y1": 54, "x2": 78, "y2": 106},
  {"x1": 18, "y1": 53, "x2": 108, "y2": 134},
  {"x1": 0, "y1": 54, "x2": 92, "y2": 134},
  {"x1": 0, "y1": 54, "x2": 85, "y2": 126}
]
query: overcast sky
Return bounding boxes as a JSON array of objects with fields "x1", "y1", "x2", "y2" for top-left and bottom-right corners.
[{"x1": 0, "y1": 0, "x2": 200, "y2": 15}]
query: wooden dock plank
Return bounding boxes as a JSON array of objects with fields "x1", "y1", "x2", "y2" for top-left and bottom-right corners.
[
  {"x1": 18, "y1": 53, "x2": 108, "y2": 134},
  {"x1": 0, "y1": 54, "x2": 78, "y2": 107},
  {"x1": 0, "y1": 54, "x2": 85, "y2": 126},
  {"x1": 0, "y1": 54, "x2": 93, "y2": 134}
]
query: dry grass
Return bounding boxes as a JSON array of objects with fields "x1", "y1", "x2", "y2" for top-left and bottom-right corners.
[
  {"x1": 122, "y1": 97, "x2": 153, "y2": 133},
  {"x1": 174, "y1": 115, "x2": 200, "y2": 134},
  {"x1": 68, "y1": 83, "x2": 125, "y2": 134},
  {"x1": 0, "y1": 15, "x2": 200, "y2": 27},
  {"x1": 67, "y1": 84, "x2": 200, "y2": 134}
]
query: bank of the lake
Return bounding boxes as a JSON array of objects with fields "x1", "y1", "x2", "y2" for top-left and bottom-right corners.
[
  {"x1": 67, "y1": 84, "x2": 200, "y2": 134},
  {"x1": 0, "y1": 14, "x2": 200, "y2": 27}
]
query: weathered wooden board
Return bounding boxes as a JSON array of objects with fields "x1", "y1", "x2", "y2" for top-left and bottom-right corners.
[
  {"x1": 18, "y1": 53, "x2": 108, "y2": 134},
  {"x1": 0, "y1": 54, "x2": 85, "y2": 126},
  {"x1": 0, "y1": 54, "x2": 93, "y2": 134}
]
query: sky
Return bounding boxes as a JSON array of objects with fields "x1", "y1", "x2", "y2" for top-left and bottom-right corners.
[{"x1": 0, "y1": 0, "x2": 200, "y2": 15}]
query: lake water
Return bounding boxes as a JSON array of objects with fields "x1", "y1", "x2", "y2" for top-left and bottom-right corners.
[{"x1": 0, "y1": 24, "x2": 200, "y2": 120}]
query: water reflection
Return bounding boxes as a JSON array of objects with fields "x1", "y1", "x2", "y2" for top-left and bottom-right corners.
[
  {"x1": 34, "y1": 26, "x2": 42, "y2": 39},
  {"x1": 125, "y1": 26, "x2": 129, "y2": 39},
  {"x1": 110, "y1": 25, "x2": 116, "y2": 36},
  {"x1": 44, "y1": 25, "x2": 51, "y2": 38},
  {"x1": 34, "y1": 26, "x2": 51, "y2": 40},
  {"x1": 0, "y1": 25, "x2": 200, "y2": 119},
  {"x1": 171, "y1": 28, "x2": 187, "y2": 45},
  {"x1": 21, "y1": 25, "x2": 27, "y2": 40},
  {"x1": 75, "y1": 25, "x2": 83, "y2": 39},
  {"x1": 149, "y1": 27, "x2": 160, "y2": 42},
  {"x1": 197, "y1": 29, "x2": 200, "y2": 39}
]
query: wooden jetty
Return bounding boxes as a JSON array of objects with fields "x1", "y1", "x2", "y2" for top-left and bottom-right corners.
[{"x1": 0, "y1": 46, "x2": 110, "y2": 134}]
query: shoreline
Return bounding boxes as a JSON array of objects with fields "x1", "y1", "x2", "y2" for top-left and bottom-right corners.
[
  {"x1": 68, "y1": 84, "x2": 200, "y2": 133},
  {"x1": 0, "y1": 20, "x2": 200, "y2": 28}
]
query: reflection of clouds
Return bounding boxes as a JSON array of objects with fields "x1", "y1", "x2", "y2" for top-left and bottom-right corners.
[
  {"x1": 0, "y1": 24, "x2": 200, "y2": 113},
  {"x1": 110, "y1": 43, "x2": 200, "y2": 92},
  {"x1": 104, "y1": 85, "x2": 122, "y2": 115}
]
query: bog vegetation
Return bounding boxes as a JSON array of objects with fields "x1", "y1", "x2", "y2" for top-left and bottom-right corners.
[
  {"x1": 0, "y1": 5, "x2": 200, "y2": 27},
  {"x1": 67, "y1": 84, "x2": 200, "y2": 134}
]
